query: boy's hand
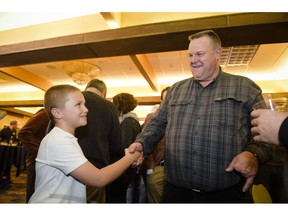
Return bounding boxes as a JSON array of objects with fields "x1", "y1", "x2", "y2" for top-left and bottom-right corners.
[
  {"x1": 125, "y1": 148, "x2": 143, "y2": 167},
  {"x1": 127, "y1": 142, "x2": 144, "y2": 167}
]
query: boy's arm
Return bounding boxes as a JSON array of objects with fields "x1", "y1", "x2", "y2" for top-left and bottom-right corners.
[{"x1": 70, "y1": 150, "x2": 140, "y2": 187}]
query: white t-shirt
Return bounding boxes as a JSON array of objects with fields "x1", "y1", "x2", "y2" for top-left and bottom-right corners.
[{"x1": 29, "y1": 127, "x2": 88, "y2": 203}]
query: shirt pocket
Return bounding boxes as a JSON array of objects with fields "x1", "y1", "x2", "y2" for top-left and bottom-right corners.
[
  {"x1": 167, "y1": 95, "x2": 194, "y2": 128},
  {"x1": 212, "y1": 94, "x2": 247, "y2": 128},
  {"x1": 169, "y1": 94, "x2": 193, "y2": 106},
  {"x1": 169, "y1": 95, "x2": 193, "y2": 116}
]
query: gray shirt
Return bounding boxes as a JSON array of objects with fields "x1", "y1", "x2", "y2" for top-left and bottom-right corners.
[{"x1": 136, "y1": 69, "x2": 272, "y2": 192}]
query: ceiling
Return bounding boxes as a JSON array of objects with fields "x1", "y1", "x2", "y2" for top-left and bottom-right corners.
[{"x1": 0, "y1": 12, "x2": 288, "y2": 121}]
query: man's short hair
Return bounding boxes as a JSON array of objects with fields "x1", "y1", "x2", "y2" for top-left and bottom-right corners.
[
  {"x1": 10, "y1": 120, "x2": 17, "y2": 126},
  {"x1": 85, "y1": 79, "x2": 107, "y2": 97},
  {"x1": 161, "y1": 87, "x2": 170, "y2": 100},
  {"x1": 188, "y1": 29, "x2": 222, "y2": 49}
]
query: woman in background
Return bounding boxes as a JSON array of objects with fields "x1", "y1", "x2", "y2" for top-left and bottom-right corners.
[{"x1": 108, "y1": 93, "x2": 143, "y2": 203}]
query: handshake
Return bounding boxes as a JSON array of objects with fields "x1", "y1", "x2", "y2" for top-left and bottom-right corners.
[{"x1": 125, "y1": 142, "x2": 144, "y2": 167}]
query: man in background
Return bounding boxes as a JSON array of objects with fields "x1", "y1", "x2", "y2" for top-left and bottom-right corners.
[
  {"x1": 75, "y1": 79, "x2": 124, "y2": 203},
  {"x1": 141, "y1": 86, "x2": 170, "y2": 203},
  {"x1": 0, "y1": 120, "x2": 18, "y2": 144},
  {"x1": 18, "y1": 108, "x2": 52, "y2": 202},
  {"x1": 0, "y1": 120, "x2": 19, "y2": 183}
]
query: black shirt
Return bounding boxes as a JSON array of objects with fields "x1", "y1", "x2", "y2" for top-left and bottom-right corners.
[
  {"x1": 75, "y1": 91, "x2": 124, "y2": 168},
  {"x1": 0, "y1": 127, "x2": 17, "y2": 143}
]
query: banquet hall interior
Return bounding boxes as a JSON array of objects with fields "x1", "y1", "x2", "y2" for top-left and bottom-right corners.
[{"x1": 0, "y1": 10, "x2": 288, "y2": 203}]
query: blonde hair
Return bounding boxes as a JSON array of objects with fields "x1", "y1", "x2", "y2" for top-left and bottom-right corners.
[{"x1": 44, "y1": 84, "x2": 80, "y2": 121}]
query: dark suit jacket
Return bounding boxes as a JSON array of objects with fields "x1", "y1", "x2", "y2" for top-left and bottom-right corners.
[{"x1": 75, "y1": 91, "x2": 124, "y2": 168}]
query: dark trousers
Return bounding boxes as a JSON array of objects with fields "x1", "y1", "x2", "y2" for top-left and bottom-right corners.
[
  {"x1": 2, "y1": 165, "x2": 11, "y2": 181},
  {"x1": 254, "y1": 163, "x2": 288, "y2": 203},
  {"x1": 106, "y1": 178, "x2": 129, "y2": 203},
  {"x1": 161, "y1": 181, "x2": 251, "y2": 203},
  {"x1": 26, "y1": 162, "x2": 36, "y2": 203}
]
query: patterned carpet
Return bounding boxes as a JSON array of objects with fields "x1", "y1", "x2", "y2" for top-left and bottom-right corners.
[{"x1": 0, "y1": 166, "x2": 26, "y2": 203}]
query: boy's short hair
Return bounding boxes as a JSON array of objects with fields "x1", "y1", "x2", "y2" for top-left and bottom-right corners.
[{"x1": 44, "y1": 84, "x2": 80, "y2": 121}]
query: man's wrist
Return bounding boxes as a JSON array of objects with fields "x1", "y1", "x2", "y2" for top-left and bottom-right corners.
[
  {"x1": 247, "y1": 151, "x2": 260, "y2": 163},
  {"x1": 252, "y1": 152, "x2": 259, "y2": 161}
]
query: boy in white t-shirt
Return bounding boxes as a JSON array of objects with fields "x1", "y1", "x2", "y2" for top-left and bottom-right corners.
[{"x1": 29, "y1": 84, "x2": 141, "y2": 203}]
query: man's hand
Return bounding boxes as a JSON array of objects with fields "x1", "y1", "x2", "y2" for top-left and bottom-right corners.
[
  {"x1": 251, "y1": 109, "x2": 288, "y2": 146},
  {"x1": 128, "y1": 142, "x2": 144, "y2": 167},
  {"x1": 225, "y1": 151, "x2": 259, "y2": 192}
]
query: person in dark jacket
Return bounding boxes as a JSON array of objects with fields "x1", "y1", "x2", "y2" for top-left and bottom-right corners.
[
  {"x1": 109, "y1": 92, "x2": 142, "y2": 203},
  {"x1": 0, "y1": 120, "x2": 18, "y2": 183},
  {"x1": 75, "y1": 79, "x2": 124, "y2": 203},
  {"x1": 251, "y1": 107, "x2": 288, "y2": 202},
  {"x1": 0, "y1": 120, "x2": 18, "y2": 143}
]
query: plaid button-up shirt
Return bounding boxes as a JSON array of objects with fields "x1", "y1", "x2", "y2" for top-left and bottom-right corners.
[{"x1": 137, "y1": 70, "x2": 272, "y2": 192}]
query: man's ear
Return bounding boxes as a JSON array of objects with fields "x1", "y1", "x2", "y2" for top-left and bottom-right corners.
[
  {"x1": 215, "y1": 47, "x2": 222, "y2": 60},
  {"x1": 51, "y1": 107, "x2": 62, "y2": 120}
]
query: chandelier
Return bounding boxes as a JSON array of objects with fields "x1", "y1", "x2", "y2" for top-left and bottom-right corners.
[{"x1": 63, "y1": 61, "x2": 101, "y2": 85}]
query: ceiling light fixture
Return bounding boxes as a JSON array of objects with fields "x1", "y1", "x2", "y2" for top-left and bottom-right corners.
[
  {"x1": 220, "y1": 45, "x2": 259, "y2": 67},
  {"x1": 63, "y1": 61, "x2": 101, "y2": 85}
]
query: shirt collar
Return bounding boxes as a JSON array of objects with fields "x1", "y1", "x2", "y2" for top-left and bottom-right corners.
[{"x1": 193, "y1": 67, "x2": 223, "y2": 88}]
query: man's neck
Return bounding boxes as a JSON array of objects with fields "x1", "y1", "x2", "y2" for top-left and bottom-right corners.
[
  {"x1": 197, "y1": 67, "x2": 221, "y2": 87},
  {"x1": 86, "y1": 87, "x2": 104, "y2": 98},
  {"x1": 197, "y1": 79, "x2": 215, "y2": 87}
]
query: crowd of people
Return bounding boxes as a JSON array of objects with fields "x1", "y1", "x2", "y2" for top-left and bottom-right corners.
[{"x1": 2, "y1": 29, "x2": 287, "y2": 203}]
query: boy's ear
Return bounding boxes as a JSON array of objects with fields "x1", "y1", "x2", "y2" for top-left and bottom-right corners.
[{"x1": 51, "y1": 107, "x2": 62, "y2": 120}]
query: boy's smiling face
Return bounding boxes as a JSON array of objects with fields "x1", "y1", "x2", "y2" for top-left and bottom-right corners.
[{"x1": 60, "y1": 90, "x2": 88, "y2": 131}]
